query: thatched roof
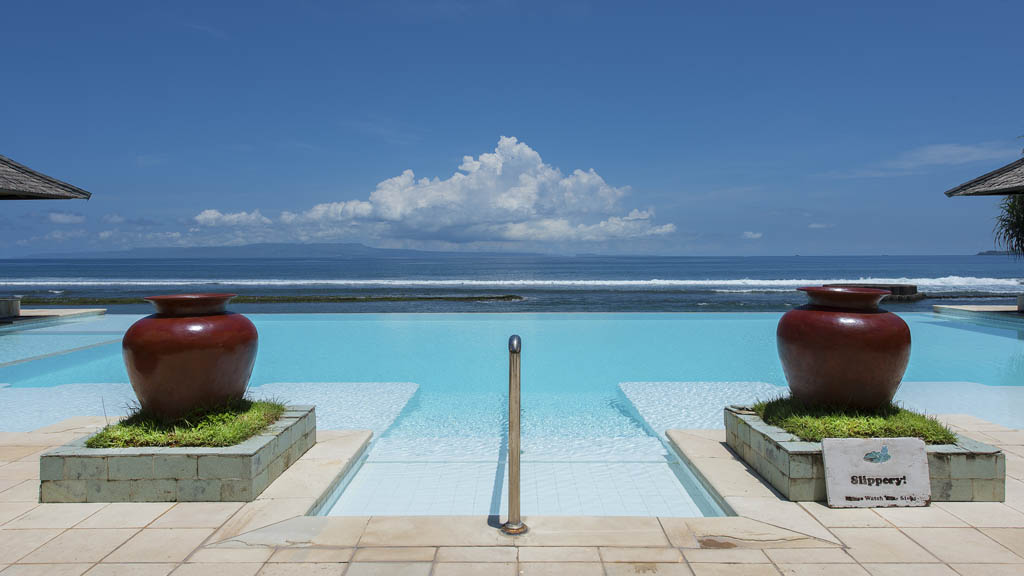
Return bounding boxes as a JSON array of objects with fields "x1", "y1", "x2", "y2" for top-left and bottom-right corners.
[
  {"x1": 0, "y1": 154, "x2": 91, "y2": 200},
  {"x1": 945, "y1": 157, "x2": 1024, "y2": 197}
]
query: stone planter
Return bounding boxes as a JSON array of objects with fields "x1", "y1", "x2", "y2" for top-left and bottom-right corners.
[
  {"x1": 39, "y1": 406, "x2": 315, "y2": 503},
  {"x1": 724, "y1": 406, "x2": 1005, "y2": 502},
  {"x1": 0, "y1": 296, "x2": 21, "y2": 318}
]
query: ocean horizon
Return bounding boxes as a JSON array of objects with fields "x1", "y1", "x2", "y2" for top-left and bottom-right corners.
[{"x1": 2, "y1": 253, "x2": 1020, "y2": 313}]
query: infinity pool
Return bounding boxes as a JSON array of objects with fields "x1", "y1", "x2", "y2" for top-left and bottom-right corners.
[{"x1": 3, "y1": 312, "x2": 1024, "y2": 516}]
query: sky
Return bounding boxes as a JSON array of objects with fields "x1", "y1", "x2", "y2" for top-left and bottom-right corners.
[{"x1": 1, "y1": 0, "x2": 1022, "y2": 257}]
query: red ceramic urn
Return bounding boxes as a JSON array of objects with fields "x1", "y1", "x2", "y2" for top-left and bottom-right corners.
[
  {"x1": 777, "y1": 286, "x2": 910, "y2": 410},
  {"x1": 122, "y1": 294, "x2": 258, "y2": 422}
]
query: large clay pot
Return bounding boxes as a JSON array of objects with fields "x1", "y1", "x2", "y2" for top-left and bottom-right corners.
[
  {"x1": 122, "y1": 293, "x2": 258, "y2": 421},
  {"x1": 777, "y1": 286, "x2": 910, "y2": 410}
]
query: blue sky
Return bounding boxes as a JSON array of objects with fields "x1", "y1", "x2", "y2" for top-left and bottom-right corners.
[{"x1": 1, "y1": 0, "x2": 1021, "y2": 257}]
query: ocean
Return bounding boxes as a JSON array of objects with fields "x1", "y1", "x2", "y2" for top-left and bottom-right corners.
[{"x1": 1, "y1": 254, "x2": 1021, "y2": 313}]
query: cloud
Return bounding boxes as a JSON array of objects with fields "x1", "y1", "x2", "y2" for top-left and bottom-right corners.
[
  {"x1": 808, "y1": 223, "x2": 833, "y2": 229},
  {"x1": 47, "y1": 211, "x2": 85, "y2": 224},
  {"x1": 102, "y1": 213, "x2": 125, "y2": 224},
  {"x1": 822, "y1": 142, "x2": 1020, "y2": 179},
  {"x1": 742, "y1": 231, "x2": 763, "y2": 239},
  {"x1": 194, "y1": 209, "x2": 272, "y2": 227},
  {"x1": 272, "y1": 136, "x2": 672, "y2": 244}
]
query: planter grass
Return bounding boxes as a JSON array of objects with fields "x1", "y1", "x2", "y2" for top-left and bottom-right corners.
[
  {"x1": 87, "y1": 399, "x2": 286, "y2": 448},
  {"x1": 752, "y1": 396, "x2": 957, "y2": 444}
]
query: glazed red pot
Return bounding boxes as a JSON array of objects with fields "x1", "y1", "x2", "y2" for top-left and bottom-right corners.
[
  {"x1": 777, "y1": 286, "x2": 910, "y2": 410},
  {"x1": 122, "y1": 293, "x2": 258, "y2": 422}
]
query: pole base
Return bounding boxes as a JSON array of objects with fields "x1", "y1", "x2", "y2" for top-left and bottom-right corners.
[{"x1": 500, "y1": 521, "x2": 528, "y2": 535}]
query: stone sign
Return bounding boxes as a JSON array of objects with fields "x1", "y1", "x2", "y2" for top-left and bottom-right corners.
[{"x1": 822, "y1": 438, "x2": 931, "y2": 508}]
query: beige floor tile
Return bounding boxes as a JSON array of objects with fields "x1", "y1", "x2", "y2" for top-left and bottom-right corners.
[
  {"x1": 212, "y1": 517, "x2": 367, "y2": 549},
  {"x1": 0, "y1": 462, "x2": 40, "y2": 480},
  {"x1": 0, "y1": 503, "x2": 37, "y2": 526},
  {"x1": 947, "y1": 565, "x2": 1024, "y2": 576},
  {"x1": 105, "y1": 528, "x2": 215, "y2": 563},
  {"x1": 170, "y1": 565, "x2": 263, "y2": 576},
  {"x1": 599, "y1": 547, "x2": 683, "y2": 563},
  {"x1": 690, "y1": 565, "x2": 779, "y2": 576},
  {"x1": 684, "y1": 549, "x2": 769, "y2": 563},
  {"x1": 605, "y1": 563, "x2": 694, "y2": 575},
  {"x1": 863, "y1": 564, "x2": 959, "y2": 575},
  {"x1": 186, "y1": 547, "x2": 274, "y2": 563},
  {"x1": 152, "y1": 503, "x2": 243, "y2": 529},
  {"x1": 4, "y1": 503, "x2": 107, "y2": 529},
  {"x1": 517, "y1": 547, "x2": 599, "y2": 562},
  {"x1": 688, "y1": 457, "x2": 775, "y2": 498},
  {"x1": 1006, "y1": 478, "x2": 1024, "y2": 513},
  {"x1": 0, "y1": 479, "x2": 21, "y2": 493},
  {"x1": 0, "y1": 481, "x2": 38, "y2": 502},
  {"x1": 84, "y1": 564, "x2": 178, "y2": 576},
  {"x1": 514, "y1": 516, "x2": 669, "y2": 547},
  {"x1": 359, "y1": 517, "x2": 506, "y2": 547},
  {"x1": 830, "y1": 528, "x2": 936, "y2": 563},
  {"x1": 764, "y1": 549, "x2": 854, "y2": 564},
  {"x1": 303, "y1": 431, "x2": 371, "y2": 461},
  {"x1": 777, "y1": 566, "x2": 868, "y2": 576},
  {"x1": 902, "y1": 527, "x2": 1022, "y2": 564},
  {"x1": 685, "y1": 517, "x2": 834, "y2": 549},
  {"x1": 257, "y1": 460, "x2": 343, "y2": 500},
  {"x1": 19, "y1": 528, "x2": 136, "y2": 564},
  {"x1": 667, "y1": 430, "x2": 731, "y2": 459},
  {"x1": 982, "y1": 527, "x2": 1024, "y2": 557},
  {"x1": 659, "y1": 518, "x2": 698, "y2": 547},
  {"x1": 343, "y1": 563, "x2": 432, "y2": 576},
  {"x1": 78, "y1": 503, "x2": 175, "y2": 529},
  {"x1": 256, "y1": 562, "x2": 347, "y2": 575},
  {"x1": 935, "y1": 502, "x2": 1024, "y2": 528},
  {"x1": 351, "y1": 547, "x2": 436, "y2": 562},
  {"x1": 979, "y1": 430, "x2": 1024, "y2": 445},
  {"x1": 433, "y1": 563, "x2": 517, "y2": 576},
  {"x1": 207, "y1": 499, "x2": 316, "y2": 543},
  {"x1": 872, "y1": 506, "x2": 968, "y2": 528},
  {"x1": 0, "y1": 447, "x2": 44, "y2": 461},
  {"x1": 267, "y1": 548, "x2": 353, "y2": 563},
  {"x1": 0, "y1": 564, "x2": 93, "y2": 576},
  {"x1": 518, "y1": 562, "x2": 604, "y2": 575},
  {"x1": 0, "y1": 529, "x2": 62, "y2": 563},
  {"x1": 724, "y1": 498, "x2": 839, "y2": 544},
  {"x1": 435, "y1": 547, "x2": 517, "y2": 562},
  {"x1": 799, "y1": 503, "x2": 889, "y2": 528}
]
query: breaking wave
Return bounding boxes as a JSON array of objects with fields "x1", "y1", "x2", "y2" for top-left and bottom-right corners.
[{"x1": 0, "y1": 275, "x2": 1021, "y2": 294}]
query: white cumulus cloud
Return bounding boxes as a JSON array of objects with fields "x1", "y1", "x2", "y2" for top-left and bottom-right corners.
[
  {"x1": 194, "y1": 209, "x2": 272, "y2": 227},
  {"x1": 742, "y1": 231, "x2": 763, "y2": 239},
  {"x1": 272, "y1": 136, "x2": 672, "y2": 244},
  {"x1": 48, "y1": 211, "x2": 85, "y2": 224}
]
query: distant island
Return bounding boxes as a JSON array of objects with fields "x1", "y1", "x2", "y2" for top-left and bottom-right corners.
[
  {"x1": 29, "y1": 242, "x2": 543, "y2": 260},
  {"x1": 977, "y1": 250, "x2": 1012, "y2": 256}
]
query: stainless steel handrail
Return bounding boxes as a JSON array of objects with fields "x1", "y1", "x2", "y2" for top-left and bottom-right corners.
[{"x1": 501, "y1": 334, "x2": 527, "y2": 535}]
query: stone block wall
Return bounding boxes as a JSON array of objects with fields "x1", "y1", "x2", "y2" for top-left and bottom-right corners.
[
  {"x1": 39, "y1": 405, "x2": 316, "y2": 503},
  {"x1": 724, "y1": 406, "x2": 1005, "y2": 502}
]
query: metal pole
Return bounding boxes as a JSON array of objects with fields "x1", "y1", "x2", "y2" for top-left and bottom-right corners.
[{"x1": 501, "y1": 334, "x2": 527, "y2": 535}]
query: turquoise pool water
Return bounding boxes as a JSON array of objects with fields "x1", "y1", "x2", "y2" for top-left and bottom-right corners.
[{"x1": 3, "y1": 311, "x2": 1024, "y2": 516}]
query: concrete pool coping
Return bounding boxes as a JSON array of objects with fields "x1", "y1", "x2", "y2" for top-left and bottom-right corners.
[{"x1": 1, "y1": 415, "x2": 1024, "y2": 574}]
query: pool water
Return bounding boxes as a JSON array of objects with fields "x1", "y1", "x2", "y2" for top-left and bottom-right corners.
[{"x1": 3, "y1": 312, "x2": 1024, "y2": 516}]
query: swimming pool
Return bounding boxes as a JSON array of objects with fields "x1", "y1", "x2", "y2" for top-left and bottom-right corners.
[{"x1": 3, "y1": 312, "x2": 1024, "y2": 516}]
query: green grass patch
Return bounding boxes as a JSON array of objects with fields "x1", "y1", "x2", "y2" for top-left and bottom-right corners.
[
  {"x1": 86, "y1": 399, "x2": 287, "y2": 448},
  {"x1": 752, "y1": 397, "x2": 957, "y2": 444}
]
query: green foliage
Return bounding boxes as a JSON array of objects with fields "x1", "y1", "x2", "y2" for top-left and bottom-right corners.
[
  {"x1": 995, "y1": 195, "x2": 1024, "y2": 258},
  {"x1": 86, "y1": 399, "x2": 286, "y2": 448},
  {"x1": 752, "y1": 397, "x2": 957, "y2": 444}
]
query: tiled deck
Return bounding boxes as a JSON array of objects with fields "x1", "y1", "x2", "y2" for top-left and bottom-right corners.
[{"x1": 1, "y1": 415, "x2": 1023, "y2": 575}]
